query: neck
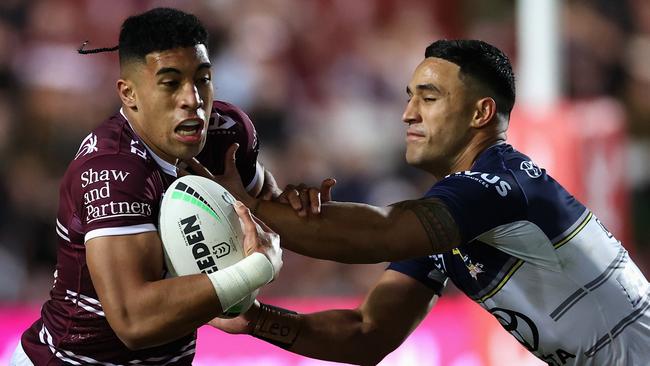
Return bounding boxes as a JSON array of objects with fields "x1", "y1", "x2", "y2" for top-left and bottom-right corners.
[
  {"x1": 432, "y1": 132, "x2": 506, "y2": 179},
  {"x1": 122, "y1": 107, "x2": 178, "y2": 165}
]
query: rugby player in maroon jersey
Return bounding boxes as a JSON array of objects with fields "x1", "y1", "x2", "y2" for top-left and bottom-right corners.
[{"x1": 12, "y1": 8, "x2": 283, "y2": 366}]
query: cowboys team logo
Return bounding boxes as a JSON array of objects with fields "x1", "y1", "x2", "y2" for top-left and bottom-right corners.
[
  {"x1": 520, "y1": 160, "x2": 542, "y2": 178},
  {"x1": 451, "y1": 248, "x2": 485, "y2": 280},
  {"x1": 74, "y1": 133, "x2": 98, "y2": 160}
]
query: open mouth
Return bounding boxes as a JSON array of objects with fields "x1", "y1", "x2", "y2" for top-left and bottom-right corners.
[
  {"x1": 174, "y1": 119, "x2": 205, "y2": 144},
  {"x1": 175, "y1": 120, "x2": 202, "y2": 136}
]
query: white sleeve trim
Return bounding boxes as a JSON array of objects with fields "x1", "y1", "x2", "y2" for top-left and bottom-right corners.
[
  {"x1": 85, "y1": 223, "x2": 157, "y2": 243},
  {"x1": 245, "y1": 161, "x2": 264, "y2": 193}
]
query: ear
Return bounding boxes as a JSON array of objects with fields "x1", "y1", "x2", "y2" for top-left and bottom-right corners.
[
  {"x1": 116, "y1": 78, "x2": 137, "y2": 110},
  {"x1": 471, "y1": 97, "x2": 496, "y2": 128}
]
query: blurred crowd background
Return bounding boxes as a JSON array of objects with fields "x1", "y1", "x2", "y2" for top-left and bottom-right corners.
[{"x1": 0, "y1": 0, "x2": 648, "y2": 302}]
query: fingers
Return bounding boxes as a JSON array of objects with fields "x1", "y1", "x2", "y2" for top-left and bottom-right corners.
[
  {"x1": 177, "y1": 167, "x2": 190, "y2": 177},
  {"x1": 260, "y1": 189, "x2": 274, "y2": 201},
  {"x1": 252, "y1": 214, "x2": 274, "y2": 234},
  {"x1": 320, "y1": 178, "x2": 336, "y2": 202},
  {"x1": 286, "y1": 184, "x2": 311, "y2": 217},
  {"x1": 259, "y1": 168, "x2": 282, "y2": 201},
  {"x1": 234, "y1": 201, "x2": 257, "y2": 255},
  {"x1": 182, "y1": 157, "x2": 215, "y2": 180},
  {"x1": 308, "y1": 188, "x2": 320, "y2": 214},
  {"x1": 277, "y1": 179, "x2": 336, "y2": 216},
  {"x1": 223, "y1": 143, "x2": 239, "y2": 176}
]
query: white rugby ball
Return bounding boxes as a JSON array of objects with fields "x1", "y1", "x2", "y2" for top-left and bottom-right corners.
[{"x1": 159, "y1": 175, "x2": 257, "y2": 318}]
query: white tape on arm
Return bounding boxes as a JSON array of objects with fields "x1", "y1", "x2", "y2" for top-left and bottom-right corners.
[{"x1": 207, "y1": 252, "x2": 274, "y2": 312}]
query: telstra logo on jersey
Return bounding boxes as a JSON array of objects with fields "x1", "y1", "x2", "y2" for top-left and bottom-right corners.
[{"x1": 453, "y1": 171, "x2": 513, "y2": 197}]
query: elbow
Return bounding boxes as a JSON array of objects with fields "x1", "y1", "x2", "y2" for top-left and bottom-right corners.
[
  {"x1": 109, "y1": 316, "x2": 157, "y2": 351},
  {"x1": 360, "y1": 343, "x2": 398, "y2": 365},
  {"x1": 120, "y1": 335, "x2": 148, "y2": 351},
  {"x1": 345, "y1": 323, "x2": 400, "y2": 365},
  {"x1": 345, "y1": 344, "x2": 395, "y2": 365},
  {"x1": 350, "y1": 352, "x2": 390, "y2": 366},
  {"x1": 113, "y1": 323, "x2": 150, "y2": 350}
]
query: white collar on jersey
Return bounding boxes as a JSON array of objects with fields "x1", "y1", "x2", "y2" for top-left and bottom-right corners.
[{"x1": 120, "y1": 108, "x2": 177, "y2": 177}]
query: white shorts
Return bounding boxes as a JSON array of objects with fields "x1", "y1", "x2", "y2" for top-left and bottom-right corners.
[{"x1": 9, "y1": 342, "x2": 34, "y2": 366}]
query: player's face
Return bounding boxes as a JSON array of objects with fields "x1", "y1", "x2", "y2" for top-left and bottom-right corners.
[
  {"x1": 131, "y1": 44, "x2": 213, "y2": 163},
  {"x1": 402, "y1": 58, "x2": 475, "y2": 174}
]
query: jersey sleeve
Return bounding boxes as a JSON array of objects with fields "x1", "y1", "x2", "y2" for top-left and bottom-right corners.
[
  {"x1": 72, "y1": 154, "x2": 161, "y2": 242},
  {"x1": 426, "y1": 172, "x2": 526, "y2": 245},
  {"x1": 387, "y1": 256, "x2": 448, "y2": 296},
  {"x1": 194, "y1": 100, "x2": 261, "y2": 190}
]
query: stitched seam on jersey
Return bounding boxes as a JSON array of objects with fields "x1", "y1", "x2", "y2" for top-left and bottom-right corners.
[
  {"x1": 550, "y1": 248, "x2": 627, "y2": 321},
  {"x1": 553, "y1": 211, "x2": 592, "y2": 249},
  {"x1": 477, "y1": 259, "x2": 525, "y2": 303},
  {"x1": 584, "y1": 289, "x2": 650, "y2": 357}
]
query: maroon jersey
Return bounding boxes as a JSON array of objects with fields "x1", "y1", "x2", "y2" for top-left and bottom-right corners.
[
  {"x1": 21, "y1": 100, "x2": 260, "y2": 365},
  {"x1": 194, "y1": 100, "x2": 260, "y2": 190}
]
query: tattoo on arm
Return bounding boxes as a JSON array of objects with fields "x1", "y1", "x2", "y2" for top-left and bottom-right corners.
[
  {"x1": 251, "y1": 303, "x2": 302, "y2": 349},
  {"x1": 392, "y1": 199, "x2": 461, "y2": 253}
]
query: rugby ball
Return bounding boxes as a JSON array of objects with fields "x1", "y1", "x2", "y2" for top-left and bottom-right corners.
[{"x1": 159, "y1": 175, "x2": 257, "y2": 318}]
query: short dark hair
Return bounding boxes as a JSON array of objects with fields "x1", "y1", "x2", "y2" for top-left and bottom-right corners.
[
  {"x1": 425, "y1": 40, "x2": 515, "y2": 116},
  {"x1": 118, "y1": 7, "x2": 208, "y2": 65}
]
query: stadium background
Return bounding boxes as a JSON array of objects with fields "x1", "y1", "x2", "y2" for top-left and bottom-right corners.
[{"x1": 0, "y1": 0, "x2": 648, "y2": 364}]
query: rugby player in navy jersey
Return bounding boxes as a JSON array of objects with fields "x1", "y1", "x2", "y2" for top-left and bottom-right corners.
[
  {"x1": 201, "y1": 40, "x2": 650, "y2": 365},
  {"x1": 11, "y1": 8, "x2": 283, "y2": 366}
]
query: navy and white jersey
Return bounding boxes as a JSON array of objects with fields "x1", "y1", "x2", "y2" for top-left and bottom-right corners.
[{"x1": 389, "y1": 144, "x2": 650, "y2": 365}]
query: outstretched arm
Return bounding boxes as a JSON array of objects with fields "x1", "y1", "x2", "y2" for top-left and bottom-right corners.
[
  {"x1": 212, "y1": 269, "x2": 438, "y2": 365},
  {"x1": 252, "y1": 198, "x2": 460, "y2": 263},
  {"x1": 186, "y1": 147, "x2": 461, "y2": 263}
]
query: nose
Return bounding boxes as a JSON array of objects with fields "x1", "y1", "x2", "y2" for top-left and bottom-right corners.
[
  {"x1": 402, "y1": 98, "x2": 421, "y2": 125},
  {"x1": 181, "y1": 84, "x2": 203, "y2": 111}
]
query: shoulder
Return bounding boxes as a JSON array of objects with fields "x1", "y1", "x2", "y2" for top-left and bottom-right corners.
[
  {"x1": 71, "y1": 112, "x2": 150, "y2": 163},
  {"x1": 430, "y1": 144, "x2": 524, "y2": 200},
  {"x1": 66, "y1": 117, "x2": 160, "y2": 198},
  {"x1": 425, "y1": 145, "x2": 528, "y2": 244}
]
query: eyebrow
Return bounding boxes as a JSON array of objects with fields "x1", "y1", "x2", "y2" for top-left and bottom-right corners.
[
  {"x1": 155, "y1": 62, "x2": 212, "y2": 76},
  {"x1": 406, "y1": 83, "x2": 442, "y2": 95}
]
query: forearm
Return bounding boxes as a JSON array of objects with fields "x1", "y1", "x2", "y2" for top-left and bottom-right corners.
[
  {"x1": 251, "y1": 304, "x2": 395, "y2": 365},
  {"x1": 104, "y1": 273, "x2": 220, "y2": 349},
  {"x1": 251, "y1": 200, "x2": 428, "y2": 263},
  {"x1": 106, "y1": 251, "x2": 273, "y2": 349}
]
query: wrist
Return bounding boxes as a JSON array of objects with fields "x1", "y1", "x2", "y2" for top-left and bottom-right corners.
[
  {"x1": 250, "y1": 303, "x2": 302, "y2": 349},
  {"x1": 207, "y1": 253, "x2": 273, "y2": 313},
  {"x1": 244, "y1": 300, "x2": 262, "y2": 334}
]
